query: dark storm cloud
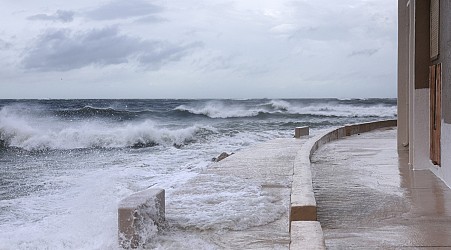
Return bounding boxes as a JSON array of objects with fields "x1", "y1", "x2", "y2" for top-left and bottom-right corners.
[
  {"x1": 86, "y1": 0, "x2": 163, "y2": 20},
  {"x1": 27, "y1": 10, "x2": 75, "y2": 23},
  {"x1": 22, "y1": 27, "x2": 201, "y2": 71},
  {"x1": 348, "y1": 48, "x2": 380, "y2": 57}
]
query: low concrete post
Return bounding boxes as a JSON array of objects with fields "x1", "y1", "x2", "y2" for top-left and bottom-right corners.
[
  {"x1": 118, "y1": 188, "x2": 165, "y2": 249},
  {"x1": 295, "y1": 127, "x2": 309, "y2": 138}
]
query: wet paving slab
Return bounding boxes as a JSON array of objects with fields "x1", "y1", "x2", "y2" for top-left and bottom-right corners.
[{"x1": 311, "y1": 128, "x2": 451, "y2": 249}]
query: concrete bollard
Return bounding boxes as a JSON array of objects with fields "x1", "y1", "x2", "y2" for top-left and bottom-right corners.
[
  {"x1": 294, "y1": 126, "x2": 309, "y2": 138},
  {"x1": 118, "y1": 188, "x2": 165, "y2": 249}
]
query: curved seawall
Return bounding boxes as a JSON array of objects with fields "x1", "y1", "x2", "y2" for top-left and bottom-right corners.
[{"x1": 289, "y1": 119, "x2": 397, "y2": 249}]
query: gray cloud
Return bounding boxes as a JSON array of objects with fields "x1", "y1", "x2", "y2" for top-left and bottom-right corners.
[
  {"x1": 287, "y1": 1, "x2": 395, "y2": 42},
  {"x1": 138, "y1": 41, "x2": 203, "y2": 70},
  {"x1": 348, "y1": 48, "x2": 380, "y2": 57},
  {"x1": 289, "y1": 26, "x2": 348, "y2": 41},
  {"x1": 0, "y1": 39, "x2": 12, "y2": 50},
  {"x1": 22, "y1": 27, "x2": 201, "y2": 71},
  {"x1": 86, "y1": 0, "x2": 163, "y2": 20},
  {"x1": 27, "y1": 10, "x2": 75, "y2": 23},
  {"x1": 192, "y1": 53, "x2": 234, "y2": 72},
  {"x1": 134, "y1": 15, "x2": 167, "y2": 23}
]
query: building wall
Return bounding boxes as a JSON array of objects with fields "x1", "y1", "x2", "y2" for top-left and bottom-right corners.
[
  {"x1": 397, "y1": 0, "x2": 409, "y2": 151},
  {"x1": 410, "y1": 0, "x2": 433, "y2": 170},
  {"x1": 439, "y1": 1, "x2": 451, "y2": 124},
  {"x1": 398, "y1": 0, "x2": 451, "y2": 187},
  {"x1": 431, "y1": 123, "x2": 451, "y2": 187},
  {"x1": 429, "y1": 1, "x2": 451, "y2": 187},
  {"x1": 412, "y1": 89, "x2": 434, "y2": 170},
  {"x1": 408, "y1": 0, "x2": 415, "y2": 165}
]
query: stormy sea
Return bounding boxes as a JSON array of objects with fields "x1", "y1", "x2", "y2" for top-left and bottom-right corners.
[{"x1": 0, "y1": 98, "x2": 396, "y2": 249}]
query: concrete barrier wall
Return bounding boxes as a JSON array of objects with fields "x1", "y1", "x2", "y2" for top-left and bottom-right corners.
[
  {"x1": 289, "y1": 119, "x2": 396, "y2": 249},
  {"x1": 308, "y1": 127, "x2": 347, "y2": 159},
  {"x1": 344, "y1": 120, "x2": 397, "y2": 137},
  {"x1": 291, "y1": 138, "x2": 319, "y2": 222},
  {"x1": 294, "y1": 126, "x2": 310, "y2": 138},
  {"x1": 118, "y1": 188, "x2": 165, "y2": 249}
]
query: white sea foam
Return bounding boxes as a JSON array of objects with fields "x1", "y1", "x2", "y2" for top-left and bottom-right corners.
[
  {"x1": 0, "y1": 151, "x2": 211, "y2": 250},
  {"x1": 0, "y1": 168, "x2": 120, "y2": 249},
  {"x1": 166, "y1": 174, "x2": 285, "y2": 231}
]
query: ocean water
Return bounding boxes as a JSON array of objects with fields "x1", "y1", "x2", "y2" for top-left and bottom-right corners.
[{"x1": 0, "y1": 99, "x2": 396, "y2": 249}]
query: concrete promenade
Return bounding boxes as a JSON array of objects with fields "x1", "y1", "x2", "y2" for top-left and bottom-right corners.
[
  {"x1": 312, "y1": 128, "x2": 451, "y2": 248},
  {"x1": 165, "y1": 138, "x2": 305, "y2": 249},
  {"x1": 206, "y1": 138, "x2": 303, "y2": 249}
]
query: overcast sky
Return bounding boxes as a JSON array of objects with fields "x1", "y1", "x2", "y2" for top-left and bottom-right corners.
[{"x1": 0, "y1": 0, "x2": 397, "y2": 99}]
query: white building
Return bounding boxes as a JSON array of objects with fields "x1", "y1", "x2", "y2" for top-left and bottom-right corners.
[{"x1": 398, "y1": 0, "x2": 451, "y2": 187}]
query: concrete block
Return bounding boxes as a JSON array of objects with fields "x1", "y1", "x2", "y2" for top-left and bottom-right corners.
[
  {"x1": 294, "y1": 126, "x2": 309, "y2": 138},
  {"x1": 290, "y1": 180, "x2": 317, "y2": 221},
  {"x1": 118, "y1": 188, "x2": 165, "y2": 249},
  {"x1": 290, "y1": 221, "x2": 325, "y2": 250},
  {"x1": 290, "y1": 204, "x2": 317, "y2": 221}
]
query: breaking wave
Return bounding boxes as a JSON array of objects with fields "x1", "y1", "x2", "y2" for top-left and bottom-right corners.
[
  {"x1": 0, "y1": 106, "x2": 215, "y2": 151},
  {"x1": 174, "y1": 101, "x2": 260, "y2": 119},
  {"x1": 174, "y1": 99, "x2": 396, "y2": 119}
]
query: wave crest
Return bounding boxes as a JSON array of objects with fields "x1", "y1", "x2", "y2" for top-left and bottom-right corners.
[
  {"x1": 267, "y1": 99, "x2": 291, "y2": 111},
  {"x1": 0, "y1": 107, "x2": 215, "y2": 151},
  {"x1": 175, "y1": 101, "x2": 260, "y2": 119}
]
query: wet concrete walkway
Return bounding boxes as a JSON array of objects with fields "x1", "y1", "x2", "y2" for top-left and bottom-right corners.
[
  {"x1": 311, "y1": 128, "x2": 451, "y2": 248},
  {"x1": 161, "y1": 138, "x2": 304, "y2": 249}
]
